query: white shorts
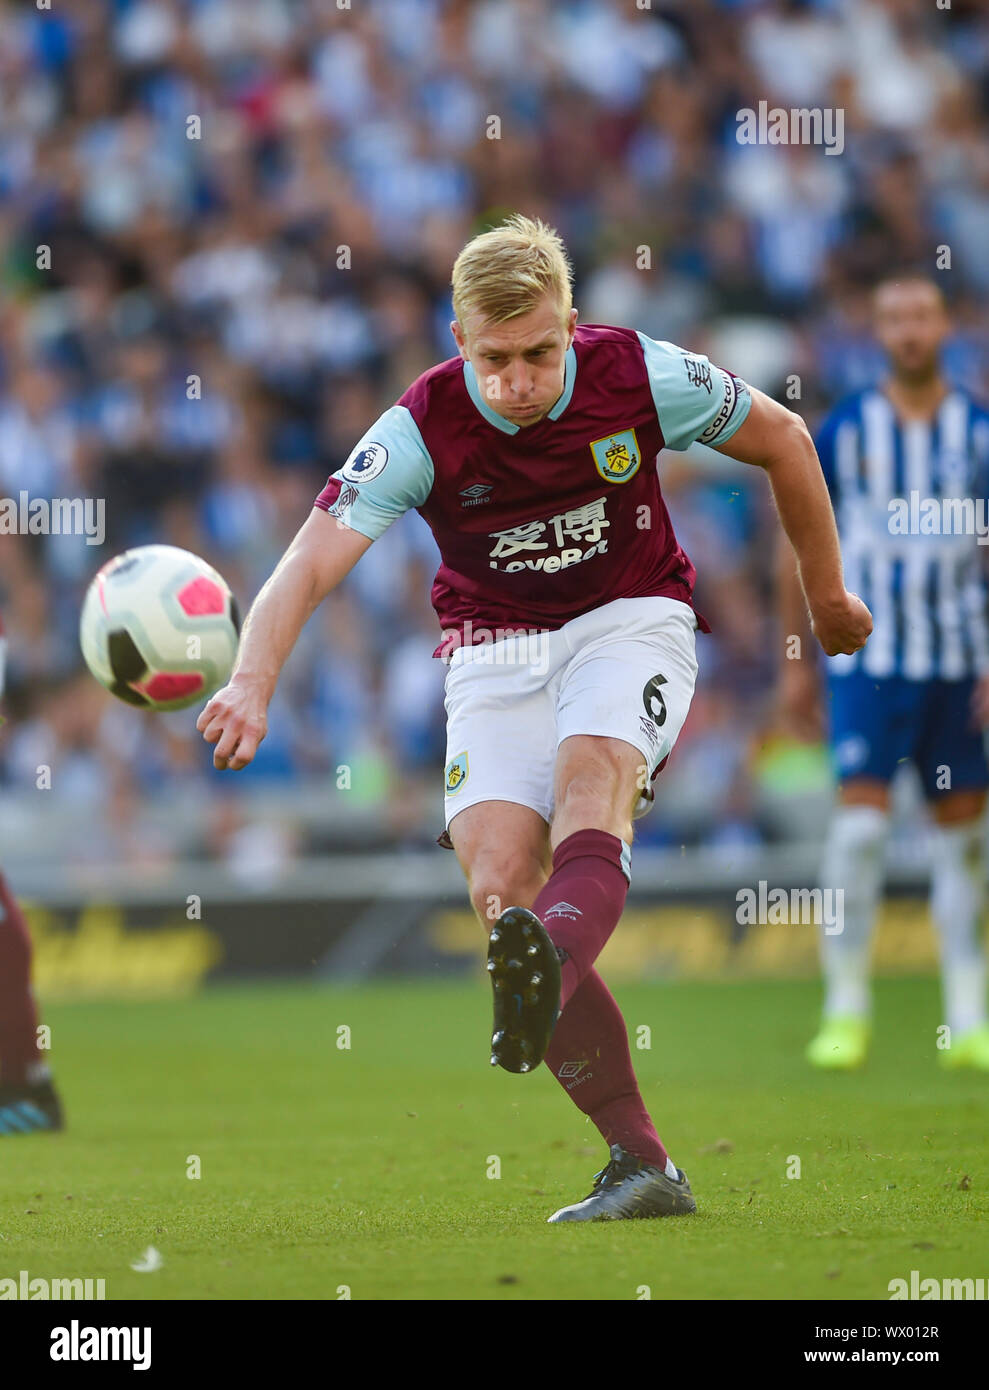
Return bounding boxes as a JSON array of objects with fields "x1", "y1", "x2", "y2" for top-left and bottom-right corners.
[{"x1": 442, "y1": 595, "x2": 699, "y2": 828}]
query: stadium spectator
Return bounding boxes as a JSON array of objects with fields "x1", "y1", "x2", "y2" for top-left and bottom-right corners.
[{"x1": 1, "y1": 0, "x2": 986, "y2": 865}]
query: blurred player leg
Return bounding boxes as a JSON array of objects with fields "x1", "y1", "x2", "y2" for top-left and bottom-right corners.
[
  {"x1": 0, "y1": 871, "x2": 63, "y2": 1133},
  {"x1": 809, "y1": 669, "x2": 913, "y2": 1068},
  {"x1": 919, "y1": 679, "x2": 989, "y2": 1068},
  {"x1": 930, "y1": 793, "x2": 989, "y2": 1069},
  {"x1": 807, "y1": 786, "x2": 889, "y2": 1069},
  {"x1": 0, "y1": 871, "x2": 44, "y2": 1084}
]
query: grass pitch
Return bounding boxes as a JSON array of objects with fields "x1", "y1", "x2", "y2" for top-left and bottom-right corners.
[{"x1": 1, "y1": 976, "x2": 985, "y2": 1300}]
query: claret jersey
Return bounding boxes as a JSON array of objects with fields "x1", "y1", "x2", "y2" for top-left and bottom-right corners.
[{"x1": 314, "y1": 324, "x2": 751, "y2": 655}]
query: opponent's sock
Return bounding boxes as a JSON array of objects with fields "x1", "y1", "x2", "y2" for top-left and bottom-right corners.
[
  {"x1": 930, "y1": 820, "x2": 988, "y2": 1036},
  {"x1": 0, "y1": 873, "x2": 46, "y2": 1086},
  {"x1": 531, "y1": 829, "x2": 630, "y2": 1010},
  {"x1": 818, "y1": 805, "x2": 888, "y2": 1019},
  {"x1": 544, "y1": 967, "x2": 670, "y2": 1171}
]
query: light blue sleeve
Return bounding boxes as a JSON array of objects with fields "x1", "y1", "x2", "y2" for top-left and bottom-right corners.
[
  {"x1": 316, "y1": 405, "x2": 434, "y2": 540},
  {"x1": 636, "y1": 333, "x2": 752, "y2": 453}
]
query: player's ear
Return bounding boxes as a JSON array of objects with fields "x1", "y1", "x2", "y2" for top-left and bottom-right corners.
[
  {"x1": 450, "y1": 319, "x2": 468, "y2": 359},
  {"x1": 566, "y1": 306, "x2": 578, "y2": 344}
]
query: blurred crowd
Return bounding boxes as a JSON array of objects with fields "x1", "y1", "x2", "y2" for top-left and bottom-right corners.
[{"x1": 1, "y1": 0, "x2": 988, "y2": 869}]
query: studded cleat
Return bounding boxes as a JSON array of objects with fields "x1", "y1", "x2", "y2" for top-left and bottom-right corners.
[
  {"x1": 0, "y1": 1078, "x2": 64, "y2": 1136},
  {"x1": 487, "y1": 906, "x2": 561, "y2": 1074},
  {"x1": 547, "y1": 1144, "x2": 697, "y2": 1222}
]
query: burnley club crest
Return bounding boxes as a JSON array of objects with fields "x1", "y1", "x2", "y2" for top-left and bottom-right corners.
[{"x1": 590, "y1": 428, "x2": 641, "y2": 483}]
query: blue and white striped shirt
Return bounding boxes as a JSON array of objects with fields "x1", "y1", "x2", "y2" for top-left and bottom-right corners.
[{"x1": 817, "y1": 388, "x2": 989, "y2": 680}]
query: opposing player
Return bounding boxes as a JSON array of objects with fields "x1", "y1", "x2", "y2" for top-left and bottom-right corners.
[
  {"x1": 780, "y1": 272, "x2": 989, "y2": 1071},
  {"x1": 0, "y1": 612, "x2": 64, "y2": 1133},
  {"x1": 198, "y1": 216, "x2": 870, "y2": 1220}
]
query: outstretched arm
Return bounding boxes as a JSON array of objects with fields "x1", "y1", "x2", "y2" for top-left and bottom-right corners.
[
  {"x1": 196, "y1": 510, "x2": 372, "y2": 770},
  {"x1": 776, "y1": 534, "x2": 826, "y2": 740},
  {"x1": 712, "y1": 387, "x2": 872, "y2": 657}
]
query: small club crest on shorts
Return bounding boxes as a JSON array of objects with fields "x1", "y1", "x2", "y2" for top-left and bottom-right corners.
[
  {"x1": 590, "y1": 428, "x2": 641, "y2": 483},
  {"x1": 445, "y1": 751, "x2": 469, "y2": 794}
]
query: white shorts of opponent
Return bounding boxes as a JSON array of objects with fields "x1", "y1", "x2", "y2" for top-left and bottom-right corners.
[{"x1": 442, "y1": 595, "x2": 700, "y2": 832}]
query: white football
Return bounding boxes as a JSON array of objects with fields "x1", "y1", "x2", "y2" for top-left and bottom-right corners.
[{"x1": 80, "y1": 545, "x2": 239, "y2": 711}]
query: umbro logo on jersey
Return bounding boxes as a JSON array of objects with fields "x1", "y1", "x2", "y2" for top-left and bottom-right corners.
[
  {"x1": 557, "y1": 1060, "x2": 587, "y2": 1079},
  {"x1": 327, "y1": 482, "x2": 360, "y2": 520},
  {"x1": 543, "y1": 901, "x2": 582, "y2": 920},
  {"x1": 459, "y1": 484, "x2": 493, "y2": 506}
]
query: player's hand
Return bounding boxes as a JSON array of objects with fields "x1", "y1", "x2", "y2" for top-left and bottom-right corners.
[
  {"x1": 196, "y1": 680, "x2": 269, "y2": 771},
  {"x1": 809, "y1": 590, "x2": 873, "y2": 658},
  {"x1": 776, "y1": 661, "x2": 824, "y2": 742},
  {"x1": 972, "y1": 675, "x2": 989, "y2": 729}
]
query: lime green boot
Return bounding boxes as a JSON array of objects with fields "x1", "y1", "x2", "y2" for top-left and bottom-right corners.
[
  {"x1": 806, "y1": 1015, "x2": 870, "y2": 1070},
  {"x1": 939, "y1": 1023, "x2": 989, "y2": 1071}
]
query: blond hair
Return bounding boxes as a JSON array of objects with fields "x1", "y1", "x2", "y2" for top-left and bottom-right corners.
[{"x1": 451, "y1": 214, "x2": 574, "y2": 332}]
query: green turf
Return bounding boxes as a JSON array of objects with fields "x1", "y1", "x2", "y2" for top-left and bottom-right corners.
[{"x1": 1, "y1": 975, "x2": 985, "y2": 1300}]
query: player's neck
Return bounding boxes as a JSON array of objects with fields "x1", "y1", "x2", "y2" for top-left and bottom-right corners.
[{"x1": 882, "y1": 374, "x2": 949, "y2": 422}]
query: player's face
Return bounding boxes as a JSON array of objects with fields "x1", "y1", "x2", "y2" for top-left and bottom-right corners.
[
  {"x1": 453, "y1": 296, "x2": 577, "y2": 427},
  {"x1": 873, "y1": 282, "x2": 949, "y2": 382}
]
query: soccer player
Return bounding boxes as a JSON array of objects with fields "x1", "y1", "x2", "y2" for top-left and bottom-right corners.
[
  {"x1": 0, "y1": 612, "x2": 64, "y2": 1133},
  {"x1": 198, "y1": 216, "x2": 870, "y2": 1220},
  {"x1": 780, "y1": 272, "x2": 989, "y2": 1071}
]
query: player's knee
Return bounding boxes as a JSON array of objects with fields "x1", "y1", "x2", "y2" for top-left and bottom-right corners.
[
  {"x1": 555, "y1": 768, "x2": 619, "y2": 828},
  {"x1": 468, "y1": 857, "x2": 545, "y2": 928}
]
